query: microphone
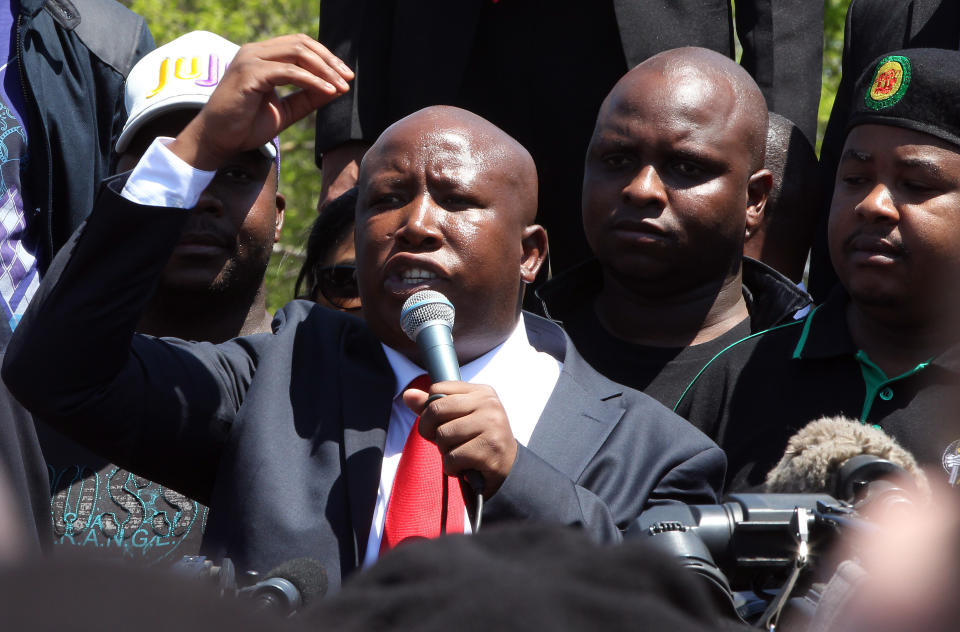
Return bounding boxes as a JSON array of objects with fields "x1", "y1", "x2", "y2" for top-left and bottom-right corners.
[
  {"x1": 764, "y1": 415, "x2": 930, "y2": 503},
  {"x1": 242, "y1": 558, "x2": 327, "y2": 616},
  {"x1": 400, "y1": 290, "x2": 460, "y2": 383},
  {"x1": 400, "y1": 290, "x2": 485, "y2": 527}
]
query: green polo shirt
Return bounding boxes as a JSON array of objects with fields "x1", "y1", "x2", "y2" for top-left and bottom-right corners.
[{"x1": 675, "y1": 289, "x2": 960, "y2": 491}]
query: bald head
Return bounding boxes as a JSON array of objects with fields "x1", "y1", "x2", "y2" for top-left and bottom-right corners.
[
  {"x1": 582, "y1": 46, "x2": 773, "y2": 300},
  {"x1": 603, "y1": 47, "x2": 769, "y2": 171},
  {"x1": 361, "y1": 106, "x2": 539, "y2": 224},
  {"x1": 741, "y1": 112, "x2": 819, "y2": 281},
  {"x1": 354, "y1": 105, "x2": 548, "y2": 363}
]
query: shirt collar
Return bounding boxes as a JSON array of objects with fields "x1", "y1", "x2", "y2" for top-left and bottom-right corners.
[
  {"x1": 381, "y1": 315, "x2": 532, "y2": 398},
  {"x1": 792, "y1": 288, "x2": 960, "y2": 373},
  {"x1": 791, "y1": 288, "x2": 857, "y2": 360}
]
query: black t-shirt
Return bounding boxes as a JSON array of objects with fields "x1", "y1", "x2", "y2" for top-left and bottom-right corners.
[
  {"x1": 675, "y1": 289, "x2": 960, "y2": 490},
  {"x1": 38, "y1": 424, "x2": 208, "y2": 566},
  {"x1": 561, "y1": 299, "x2": 752, "y2": 409}
]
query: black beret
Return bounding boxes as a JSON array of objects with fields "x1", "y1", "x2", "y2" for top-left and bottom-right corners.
[{"x1": 847, "y1": 48, "x2": 960, "y2": 148}]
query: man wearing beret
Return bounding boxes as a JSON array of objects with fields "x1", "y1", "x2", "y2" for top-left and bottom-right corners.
[
  {"x1": 675, "y1": 48, "x2": 960, "y2": 490},
  {"x1": 812, "y1": 0, "x2": 958, "y2": 300}
]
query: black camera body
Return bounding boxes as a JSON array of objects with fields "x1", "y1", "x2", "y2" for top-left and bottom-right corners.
[
  {"x1": 627, "y1": 455, "x2": 919, "y2": 625},
  {"x1": 630, "y1": 493, "x2": 841, "y2": 592}
]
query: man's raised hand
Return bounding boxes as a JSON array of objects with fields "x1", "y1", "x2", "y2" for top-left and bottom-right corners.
[{"x1": 169, "y1": 34, "x2": 353, "y2": 171}]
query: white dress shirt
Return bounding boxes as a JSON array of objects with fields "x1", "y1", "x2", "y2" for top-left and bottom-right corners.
[
  {"x1": 363, "y1": 315, "x2": 562, "y2": 566},
  {"x1": 120, "y1": 137, "x2": 214, "y2": 207}
]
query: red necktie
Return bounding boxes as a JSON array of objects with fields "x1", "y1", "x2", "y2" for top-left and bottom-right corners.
[{"x1": 380, "y1": 374, "x2": 465, "y2": 555}]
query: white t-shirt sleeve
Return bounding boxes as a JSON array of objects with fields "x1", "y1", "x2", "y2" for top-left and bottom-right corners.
[{"x1": 120, "y1": 137, "x2": 216, "y2": 209}]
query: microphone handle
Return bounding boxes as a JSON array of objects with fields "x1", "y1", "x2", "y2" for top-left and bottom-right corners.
[
  {"x1": 417, "y1": 322, "x2": 461, "y2": 382},
  {"x1": 416, "y1": 322, "x2": 486, "y2": 520}
]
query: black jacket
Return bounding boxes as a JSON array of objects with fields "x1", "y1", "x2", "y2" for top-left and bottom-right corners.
[
  {"x1": 315, "y1": 0, "x2": 824, "y2": 153},
  {"x1": 538, "y1": 257, "x2": 812, "y2": 336},
  {"x1": 0, "y1": 0, "x2": 151, "y2": 555},
  {"x1": 18, "y1": 0, "x2": 153, "y2": 271}
]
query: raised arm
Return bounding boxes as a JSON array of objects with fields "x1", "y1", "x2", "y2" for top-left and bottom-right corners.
[{"x1": 3, "y1": 34, "x2": 353, "y2": 501}]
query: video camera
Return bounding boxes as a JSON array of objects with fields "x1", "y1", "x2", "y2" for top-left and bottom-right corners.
[{"x1": 627, "y1": 455, "x2": 918, "y2": 627}]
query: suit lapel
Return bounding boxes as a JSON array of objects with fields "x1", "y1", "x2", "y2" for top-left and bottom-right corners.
[
  {"x1": 526, "y1": 344, "x2": 625, "y2": 482},
  {"x1": 339, "y1": 327, "x2": 394, "y2": 566}
]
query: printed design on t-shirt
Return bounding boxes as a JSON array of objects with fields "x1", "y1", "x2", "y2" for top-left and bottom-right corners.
[
  {"x1": 0, "y1": 101, "x2": 36, "y2": 332},
  {"x1": 50, "y1": 464, "x2": 207, "y2": 565}
]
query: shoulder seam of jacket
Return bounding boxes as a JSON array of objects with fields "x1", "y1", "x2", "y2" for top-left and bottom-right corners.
[{"x1": 45, "y1": 0, "x2": 146, "y2": 75}]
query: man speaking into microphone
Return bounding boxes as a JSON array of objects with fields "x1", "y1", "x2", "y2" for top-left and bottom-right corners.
[{"x1": 2, "y1": 33, "x2": 723, "y2": 588}]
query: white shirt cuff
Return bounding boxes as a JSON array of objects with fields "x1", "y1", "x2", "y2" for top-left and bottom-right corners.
[{"x1": 120, "y1": 137, "x2": 215, "y2": 209}]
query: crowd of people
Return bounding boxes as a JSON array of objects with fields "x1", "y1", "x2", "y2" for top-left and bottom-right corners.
[{"x1": 0, "y1": 0, "x2": 958, "y2": 629}]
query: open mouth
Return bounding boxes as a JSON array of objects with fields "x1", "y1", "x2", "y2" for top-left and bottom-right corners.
[
  {"x1": 398, "y1": 267, "x2": 438, "y2": 285},
  {"x1": 383, "y1": 258, "x2": 448, "y2": 295}
]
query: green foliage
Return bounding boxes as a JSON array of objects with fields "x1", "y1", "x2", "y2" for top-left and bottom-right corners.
[
  {"x1": 820, "y1": 0, "x2": 853, "y2": 150},
  {"x1": 122, "y1": 0, "x2": 321, "y2": 312},
  {"x1": 121, "y1": 0, "x2": 853, "y2": 308}
]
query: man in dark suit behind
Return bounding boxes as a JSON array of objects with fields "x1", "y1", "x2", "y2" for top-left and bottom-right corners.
[
  {"x1": 3, "y1": 34, "x2": 723, "y2": 588},
  {"x1": 811, "y1": 0, "x2": 960, "y2": 299},
  {"x1": 314, "y1": 0, "x2": 824, "y2": 277}
]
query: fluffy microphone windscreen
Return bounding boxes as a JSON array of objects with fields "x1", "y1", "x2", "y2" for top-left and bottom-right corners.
[
  {"x1": 264, "y1": 558, "x2": 328, "y2": 606},
  {"x1": 764, "y1": 415, "x2": 928, "y2": 496}
]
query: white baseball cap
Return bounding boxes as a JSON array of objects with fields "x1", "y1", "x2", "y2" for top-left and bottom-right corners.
[{"x1": 116, "y1": 30, "x2": 278, "y2": 160}]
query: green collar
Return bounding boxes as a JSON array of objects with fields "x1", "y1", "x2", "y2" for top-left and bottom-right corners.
[{"x1": 855, "y1": 349, "x2": 931, "y2": 422}]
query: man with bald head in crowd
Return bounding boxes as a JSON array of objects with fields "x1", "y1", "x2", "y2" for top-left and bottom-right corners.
[
  {"x1": 539, "y1": 47, "x2": 811, "y2": 408},
  {"x1": 2, "y1": 35, "x2": 723, "y2": 588},
  {"x1": 743, "y1": 113, "x2": 821, "y2": 284}
]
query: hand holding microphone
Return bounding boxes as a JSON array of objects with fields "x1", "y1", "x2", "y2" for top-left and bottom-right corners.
[{"x1": 399, "y1": 290, "x2": 518, "y2": 503}]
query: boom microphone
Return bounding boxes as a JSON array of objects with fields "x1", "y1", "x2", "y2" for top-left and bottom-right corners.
[{"x1": 764, "y1": 415, "x2": 930, "y2": 501}]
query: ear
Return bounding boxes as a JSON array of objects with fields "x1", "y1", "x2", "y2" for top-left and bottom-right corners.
[
  {"x1": 745, "y1": 168, "x2": 772, "y2": 240},
  {"x1": 274, "y1": 192, "x2": 286, "y2": 243},
  {"x1": 520, "y1": 224, "x2": 548, "y2": 283}
]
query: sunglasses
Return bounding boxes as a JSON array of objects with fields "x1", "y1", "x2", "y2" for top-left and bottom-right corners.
[{"x1": 314, "y1": 265, "x2": 361, "y2": 311}]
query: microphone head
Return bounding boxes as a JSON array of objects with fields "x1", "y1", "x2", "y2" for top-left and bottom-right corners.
[
  {"x1": 263, "y1": 558, "x2": 328, "y2": 606},
  {"x1": 400, "y1": 290, "x2": 455, "y2": 342}
]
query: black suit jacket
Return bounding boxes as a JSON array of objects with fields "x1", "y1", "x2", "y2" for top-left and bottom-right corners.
[
  {"x1": 812, "y1": 0, "x2": 960, "y2": 299},
  {"x1": 3, "y1": 179, "x2": 724, "y2": 588},
  {"x1": 315, "y1": 0, "x2": 824, "y2": 153}
]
